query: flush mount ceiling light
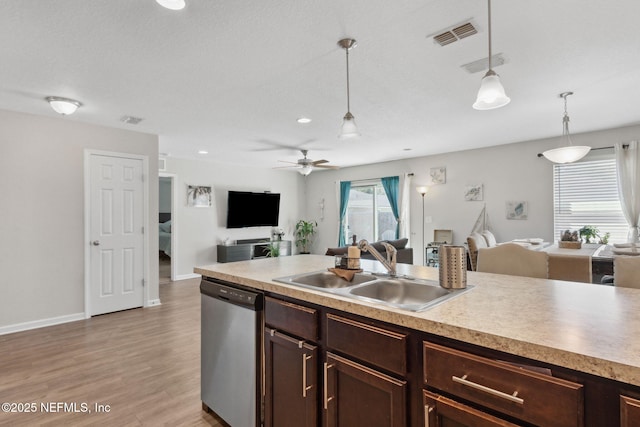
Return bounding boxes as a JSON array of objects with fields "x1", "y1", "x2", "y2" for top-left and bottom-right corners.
[
  {"x1": 45, "y1": 96, "x2": 82, "y2": 115},
  {"x1": 541, "y1": 92, "x2": 591, "y2": 164},
  {"x1": 297, "y1": 117, "x2": 312, "y2": 124},
  {"x1": 155, "y1": 0, "x2": 185, "y2": 10},
  {"x1": 338, "y1": 38, "x2": 360, "y2": 139},
  {"x1": 473, "y1": 0, "x2": 510, "y2": 110}
]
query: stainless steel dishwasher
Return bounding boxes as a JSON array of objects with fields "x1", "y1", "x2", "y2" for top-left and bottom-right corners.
[{"x1": 200, "y1": 277, "x2": 263, "y2": 427}]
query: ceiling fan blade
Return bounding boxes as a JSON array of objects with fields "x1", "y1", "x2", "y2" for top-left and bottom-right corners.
[
  {"x1": 272, "y1": 165, "x2": 299, "y2": 169},
  {"x1": 314, "y1": 164, "x2": 339, "y2": 169},
  {"x1": 278, "y1": 160, "x2": 300, "y2": 165},
  {"x1": 312, "y1": 159, "x2": 329, "y2": 165}
]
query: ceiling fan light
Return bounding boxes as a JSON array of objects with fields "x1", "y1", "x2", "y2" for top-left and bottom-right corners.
[
  {"x1": 473, "y1": 71, "x2": 510, "y2": 110},
  {"x1": 299, "y1": 165, "x2": 313, "y2": 176},
  {"x1": 542, "y1": 146, "x2": 591, "y2": 164},
  {"x1": 155, "y1": 0, "x2": 186, "y2": 10},
  {"x1": 45, "y1": 96, "x2": 82, "y2": 115},
  {"x1": 339, "y1": 113, "x2": 360, "y2": 139}
]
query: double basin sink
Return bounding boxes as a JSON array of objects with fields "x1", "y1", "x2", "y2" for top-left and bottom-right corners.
[{"x1": 273, "y1": 270, "x2": 472, "y2": 312}]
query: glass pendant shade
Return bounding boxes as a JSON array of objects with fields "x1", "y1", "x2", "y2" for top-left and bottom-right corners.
[
  {"x1": 46, "y1": 97, "x2": 82, "y2": 115},
  {"x1": 541, "y1": 146, "x2": 591, "y2": 164},
  {"x1": 473, "y1": 71, "x2": 510, "y2": 110},
  {"x1": 299, "y1": 165, "x2": 313, "y2": 176},
  {"x1": 339, "y1": 112, "x2": 360, "y2": 139},
  {"x1": 156, "y1": 0, "x2": 186, "y2": 10},
  {"x1": 542, "y1": 92, "x2": 591, "y2": 164}
]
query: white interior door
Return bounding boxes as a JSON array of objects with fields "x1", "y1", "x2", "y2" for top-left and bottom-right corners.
[{"x1": 89, "y1": 154, "x2": 144, "y2": 316}]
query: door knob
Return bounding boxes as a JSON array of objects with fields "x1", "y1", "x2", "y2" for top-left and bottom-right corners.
[{"x1": 92, "y1": 240, "x2": 100, "y2": 246}]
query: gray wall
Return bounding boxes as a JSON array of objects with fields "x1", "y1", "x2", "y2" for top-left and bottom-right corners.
[
  {"x1": 0, "y1": 109, "x2": 158, "y2": 329},
  {"x1": 163, "y1": 157, "x2": 305, "y2": 278},
  {"x1": 304, "y1": 124, "x2": 640, "y2": 264}
]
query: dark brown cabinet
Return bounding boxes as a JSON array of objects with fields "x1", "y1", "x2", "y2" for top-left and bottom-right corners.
[
  {"x1": 264, "y1": 296, "x2": 319, "y2": 427},
  {"x1": 621, "y1": 395, "x2": 640, "y2": 427},
  {"x1": 324, "y1": 352, "x2": 407, "y2": 427},
  {"x1": 423, "y1": 389, "x2": 522, "y2": 427},
  {"x1": 264, "y1": 328, "x2": 318, "y2": 427}
]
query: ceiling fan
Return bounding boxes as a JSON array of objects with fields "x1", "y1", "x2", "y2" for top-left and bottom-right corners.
[{"x1": 275, "y1": 150, "x2": 339, "y2": 176}]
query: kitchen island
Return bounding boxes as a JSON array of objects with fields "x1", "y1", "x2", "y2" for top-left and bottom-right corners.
[{"x1": 195, "y1": 255, "x2": 640, "y2": 426}]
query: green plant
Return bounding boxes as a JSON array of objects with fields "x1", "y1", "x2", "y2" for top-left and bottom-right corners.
[
  {"x1": 599, "y1": 232, "x2": 611, "y2": 245},
  {"x1": 294, "y1": 220, "x2": 317, "y2": 253},
  {"x1": 265, "y1": 242, "x2": 280, "y2": 258},
  {"x1": 579, "y1": 225, "x2": 600, "y2": 243}
]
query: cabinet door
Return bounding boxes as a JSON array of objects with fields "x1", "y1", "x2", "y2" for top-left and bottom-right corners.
[
  {"x1": 621, "y1": 395, "x2": 640, "y2": 427},
  {"x1": 264, "y1": 328, "x2": 317, "y2": 427},
  {"x1": 324, "y1": 352, "x2": 406, "y2": 427},
  {"x1": 423, "y1": 390, "x2": 522, "y2": 427}
]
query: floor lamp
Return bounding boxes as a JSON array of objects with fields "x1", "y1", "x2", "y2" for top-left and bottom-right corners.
[{"x1": 416, "y1": 186, "x2": 428, "y2": 265}]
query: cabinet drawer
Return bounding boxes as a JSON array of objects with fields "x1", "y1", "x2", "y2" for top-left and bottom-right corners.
[
  {"x1": 423, "y1": 342, "x2": 583, "y2": 427},
  {"x1": 265, "y1": 297, "x2": 318, "y2": 341},
  {"x1": 326, "y1": 314, "x2": 407, "y2": 376},
  {"x1": 621, "y1": 395, "x2": 640, "y2": 427}
]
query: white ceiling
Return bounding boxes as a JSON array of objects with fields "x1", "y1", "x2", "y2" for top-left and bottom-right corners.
[{"x1": 2, "y1": 1, "x2": 640, "y2": 170}]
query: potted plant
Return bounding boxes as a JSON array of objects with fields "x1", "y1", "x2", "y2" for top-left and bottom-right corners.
[
  {"x1": 579, "y1": 225, "x2": 600, "y2": 244},
  {"x1": 294, "y1": 220, "x2": 317, "y2": 254},
  {"x1": 264, "y1": 242, "x2": 280, "y2": 258}
]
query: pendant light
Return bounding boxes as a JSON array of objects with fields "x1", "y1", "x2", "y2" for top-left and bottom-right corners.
[
  {"x1": 542, "y1": 92, "x2": 591, "y2": 164},
  {"x1": 45, "y1": 96, "x2": 82, "y2": 115},
  {"x1": 473, "y1": 0, "x2": 510, "y2": 110},
  {"x1": 338, "y1": 38, "x2": 360, "y2": 139}
]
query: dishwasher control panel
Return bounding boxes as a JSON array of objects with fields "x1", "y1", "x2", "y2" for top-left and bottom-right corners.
[{"x1": 200, "y1": 277, "x2": 263, "y2": 310}]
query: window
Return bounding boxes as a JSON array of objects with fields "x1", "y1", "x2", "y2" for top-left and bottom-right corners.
[
  {"x1": 553, "y1": 157, "x2": 627, "y2": 243},
  {"x1": 344, "y1": 180, "x2": 397, "y2": 243}
]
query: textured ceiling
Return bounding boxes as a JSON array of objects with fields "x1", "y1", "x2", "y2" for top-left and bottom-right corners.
[{"x1": 1, "y1": 0, "x2": 640, "y2": 170}]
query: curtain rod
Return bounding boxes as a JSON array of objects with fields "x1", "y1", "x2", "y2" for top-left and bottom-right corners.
[{"x1": 536, "y1": 144, "x2": 628, "y2": 158}]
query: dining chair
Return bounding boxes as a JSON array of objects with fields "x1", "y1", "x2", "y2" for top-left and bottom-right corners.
[
  {"x1": 548, "y1": 254, "x2": 593, "y2": 283},
  {"x1": 614, "y1": 256, "x2": 640, "y2": 289},
  {"x1": 477, "y1": 243, "x2": 548, "y2": 279}
]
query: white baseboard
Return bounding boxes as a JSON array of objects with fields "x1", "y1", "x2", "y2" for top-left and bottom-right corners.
[
  {"x1": 146, "y1": 299, "x2": 162, "y2": 307},
  {"x1": 0, "y1": 312, "x2": 85, "y2": 336},
  {"x1": 174, "y1": 273, "x2": 201, "y2": 281}
]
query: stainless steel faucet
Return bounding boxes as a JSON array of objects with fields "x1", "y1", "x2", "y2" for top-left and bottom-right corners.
[{"x1": 357, "y1": 239, "x2": 397, "y2": 276}]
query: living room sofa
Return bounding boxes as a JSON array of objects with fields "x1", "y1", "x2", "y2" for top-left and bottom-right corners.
[{"x1": 324, "y1": 238, "x2": 414, "y2": 265}]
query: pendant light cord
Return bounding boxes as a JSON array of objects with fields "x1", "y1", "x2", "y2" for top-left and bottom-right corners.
[
  {"x1": 487, "y1": 0, "x2": 492, "y2": 70},
  {"x1": 562, "y1": 93, "x2": 572, "y2": 145},
  {"x1": 345, "y1": 46, "x2": 351, "y2": 113}
]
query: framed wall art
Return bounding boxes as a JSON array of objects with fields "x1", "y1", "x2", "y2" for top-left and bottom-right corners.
[
  {"x1": 187, "y1": 185, "x2": 212, "y2": 207},
  {"x1": 430, "y1": 166, "x2": 446, "y2": 184},
  {"x1": 506, "y1": 201, "x2": 528, "y2": 220},
  {"x1": 464, "y1": 184, "x2": 483, "y2": 201}
]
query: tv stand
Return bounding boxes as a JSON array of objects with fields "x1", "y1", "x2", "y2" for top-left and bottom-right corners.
[{"x1": 217, "y1": 239, "x2": 292, "y2": 263}]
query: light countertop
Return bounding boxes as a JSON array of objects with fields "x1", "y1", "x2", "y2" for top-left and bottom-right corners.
[{"x1": 195, "y1": 255, "x2": 640, "y2": 386}]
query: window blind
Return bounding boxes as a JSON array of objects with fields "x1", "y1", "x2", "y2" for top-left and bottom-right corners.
[{"x1": 553, "y1": 158, "x2": 627, "y2": 243}]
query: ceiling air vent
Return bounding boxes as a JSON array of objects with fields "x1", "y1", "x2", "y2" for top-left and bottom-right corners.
[
  {"x1": 431, "y1": 20, "x2": 478, "y2": 47},
  {"x1": 121, "y1": 115, "x2": 144, "y2": 125}
]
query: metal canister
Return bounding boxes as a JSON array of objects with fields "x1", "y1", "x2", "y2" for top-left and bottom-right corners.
[{"x1": 439, "y1": 245, "x2": 467, "y2": 289}]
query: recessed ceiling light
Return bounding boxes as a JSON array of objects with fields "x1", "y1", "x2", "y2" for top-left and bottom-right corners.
[
  {"x1": 198, "y1": 150, "x2": 208, "y2": 155},
  {"x1": 297, "y1": 117, "x2": 312, "y2": 124},
  {"x1": 155, "y1": 0, "x2": 186, "y2": 10},
  {"x1": 403, "y1": 148, "x2": 412, "y2": 151}
]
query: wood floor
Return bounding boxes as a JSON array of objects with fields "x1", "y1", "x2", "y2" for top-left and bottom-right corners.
[{"x1": 0, "y1": 278, "x2": 227, "y2": 426}]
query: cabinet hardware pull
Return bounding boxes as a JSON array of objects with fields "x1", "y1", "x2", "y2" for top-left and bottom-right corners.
[
  {"x1": 424, "y1": 404, "x2": 434, "y2": 427},
  {"x1": 302, "y1": 353, "x2": 313, "y2": 397},
  {"x1": 452, "y1": 374, "x2": 524, "y2": 405},
  {"x1": 323, "y1": 362, "x2": 335, "y2": 410}
]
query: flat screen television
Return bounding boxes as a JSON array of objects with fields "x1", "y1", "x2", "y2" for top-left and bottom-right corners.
[{"x1": 226, "y1": 191, "x2": 280, "y2": 228}]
